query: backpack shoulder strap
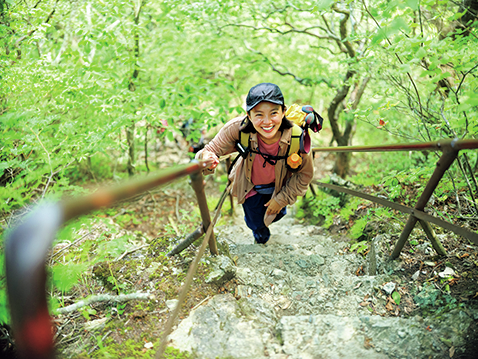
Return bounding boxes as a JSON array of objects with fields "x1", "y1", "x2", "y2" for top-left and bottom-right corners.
[
  {"x1": 288, "y1": 124, "x2": 303, "y2": 156},
  {"x1": 240, "y1": 130, "x2": 249, "y2": 150}
]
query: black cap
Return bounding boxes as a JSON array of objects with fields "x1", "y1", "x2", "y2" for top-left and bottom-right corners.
[{"x1": 246, "y1": 83, "x2": 284, "y2": 111}]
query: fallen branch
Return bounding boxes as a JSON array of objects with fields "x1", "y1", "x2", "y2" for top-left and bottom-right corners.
[
  {"x1": 191, "y1": 296, "x2": 211, "y2": 311},
  {"x1": 55, "y1": 292, "x2": 154, "y2": 314},
  {"x1": 115, "y1": 243, "x2": 149, "y2": 261}
]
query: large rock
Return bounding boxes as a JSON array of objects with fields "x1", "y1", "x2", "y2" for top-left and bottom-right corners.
[
  {"x1": 278, "y1": 311, "x2": 475, "y2": 359},
  {"x1": 205, "y1": 255, "x2": 236, "y2": 285},
  {"x1": 168, "y1": 294, "x2": 273, "y2": 359}
]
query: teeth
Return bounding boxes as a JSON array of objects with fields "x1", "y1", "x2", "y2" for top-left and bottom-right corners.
[{"x1": 262, "y1": 125, "x2": 274, "y2": 131}]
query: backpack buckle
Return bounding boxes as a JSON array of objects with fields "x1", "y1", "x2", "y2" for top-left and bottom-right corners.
[{"x1": 236, "y1": 142, "x2": 249, "y2": 158}]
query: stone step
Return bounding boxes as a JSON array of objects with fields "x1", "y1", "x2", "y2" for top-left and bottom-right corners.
[
  {"x1": 168, "y1": 212, "x2": 476, "y2": 358},
  {"x1": 168, "y1": 294, "x2": 473, "y2": 359}
]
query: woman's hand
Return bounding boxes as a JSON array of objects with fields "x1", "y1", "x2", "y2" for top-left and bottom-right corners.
[
  {"x1": 265, "y1": 198, "x2": 282, "y2": 215},
  {"x1": 199, "y1": 150, "x2": 219, "y2": 169}
]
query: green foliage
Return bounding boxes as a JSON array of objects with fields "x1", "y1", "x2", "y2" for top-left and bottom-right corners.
[
  {"x1": 350, "y1": 240, "x2": 368, "y2": 255},
  {"x1": 297, "y1": 192, "x2": 341, "y2": 227},
  {"x1": 81, "y1": 307, "x2": 97, "y2": 321},
  {"x1": 349, "y1": 217, "x2": 369, "y2": 240},
  {"x1": 413, "y1": 282, "x2": 463, "y2": 316},
  {"x1": 0, "y1": 271, "x2": 9, "y2": 325},
  {"x1": 51, "y1": 263, "x2": 89, "y2": 293}
]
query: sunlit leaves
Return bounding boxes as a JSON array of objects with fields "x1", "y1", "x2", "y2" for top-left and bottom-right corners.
[{"x1": 51, "y1": 263, "x2": 89, "y2": 293}]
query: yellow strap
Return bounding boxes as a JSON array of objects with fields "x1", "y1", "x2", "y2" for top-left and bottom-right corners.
[
  {"x1": 240, "y1": 131, "x2": 248, "y2": 149},
  {"x1": 289, "y1": 125, "x2": 302, "y2": 155}
]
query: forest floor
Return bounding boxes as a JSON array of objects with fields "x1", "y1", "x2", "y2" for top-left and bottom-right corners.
[{"x1": 2, "y1": 150, "x2": 478, "y2": 358}]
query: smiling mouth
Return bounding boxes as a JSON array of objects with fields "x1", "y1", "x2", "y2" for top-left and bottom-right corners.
[{"x1": 262, "y1": 125, "x2": 274, "y2": 132}]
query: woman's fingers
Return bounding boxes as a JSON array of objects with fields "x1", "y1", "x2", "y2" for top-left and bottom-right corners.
[
  {"x1": 265, "y1": 199, "x2": 281, "y2": 214},
  {"x1": 201, "y1": 151, "x2": 219, "y2": 168}
]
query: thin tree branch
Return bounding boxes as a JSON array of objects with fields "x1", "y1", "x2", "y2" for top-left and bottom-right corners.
[
  {"x1": 455, "y1": 62, "x2": 478, "y2": 95},
  {"x1": 332, "y1": 4, "x2": 356, "y2": 58},
  {"x1": 362, "y1": 0, "x2": 430, "y2": 140},
  {"x1": 15, "y1": 0, "x2": 58, "y2": 48},
  {"x1": 116, "y1": 244, "x2": 149, "y2": 261},
  {"x1": 54, "y1": 292, "x2": 154, "y2": 314},
  {"x1": 220, "y1": 23, "x2": 339, "y2": 42},
  {"x1": 243, "y1": 42, "x2": 334, "y2": 88}
]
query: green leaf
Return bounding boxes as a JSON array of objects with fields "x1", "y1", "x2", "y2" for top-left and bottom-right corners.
[
  {"x1": 392, "y1": 291, "x2": 401, "y2": 305},
  {"x1": 315, "y1": 0, "x2": 335, "y2": 11},
  {"x1": 415, "y1": 47, "x2": 427, "y2": 59},
  {"x1": 405, "y1": 0, "x2": 419, "y2": 10},
  {"x1": 167, "y1": 130, "x2": 174, "y2": 142}
]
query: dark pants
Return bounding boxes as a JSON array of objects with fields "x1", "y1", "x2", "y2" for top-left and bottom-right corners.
[{"x1": 242, "y1": 193, "x2": 287, "y2": 244}]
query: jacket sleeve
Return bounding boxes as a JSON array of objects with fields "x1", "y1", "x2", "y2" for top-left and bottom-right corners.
[
  {"x1": 195, "y1": 117, "x2": 242, "y2": 174},
  {"x1": 274, "y1": 151, "x2": 314, "y2": 207}
]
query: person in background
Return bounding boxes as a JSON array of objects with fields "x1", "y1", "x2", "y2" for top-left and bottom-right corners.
[{"x1": 196, "y1": 83, "x2": 314, "y2": 244}]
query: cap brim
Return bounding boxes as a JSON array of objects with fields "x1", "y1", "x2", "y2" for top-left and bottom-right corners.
[{"x1": 246, "y1": 99, "x2": 284, "y2": 112}]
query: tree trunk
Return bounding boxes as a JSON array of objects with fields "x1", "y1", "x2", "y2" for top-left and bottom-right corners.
[
  {"x1": 327, "y1": 70, "x2": 354, "y2": 178},
  {"x1": 327, "y1": 73, "x2": 370, "y2": 178},
  {"x1": 144, "y1": 127, "x2": 150, "y2": 173},
  {"x1": 126, "y1": 2, "x2": 144, "y2": 176},
  {"x1": 126, "y1": 122, "x2": 135, "y2": 176}
]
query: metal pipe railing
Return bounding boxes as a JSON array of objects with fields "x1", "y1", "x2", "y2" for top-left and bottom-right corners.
[
  {"x1": 312, "y1": 138, "x2": 478, "y2": 153},
  {"x1": 312, "y1": 138, "x2": 478, "y2": 259},
  {"x1": 189, "y1": 172, "x2": 218, "y2": 255},
  {"x1": 391, "y1": 146, "x2": 458, "y2": 258},
  {"x1": 4, "y1": 160, "x2": 212, "y2": 359}
]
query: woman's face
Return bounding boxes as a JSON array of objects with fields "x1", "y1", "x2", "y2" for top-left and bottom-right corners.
[{"x1": 248, "y1": 101, "x2": 284, "y2": 144}]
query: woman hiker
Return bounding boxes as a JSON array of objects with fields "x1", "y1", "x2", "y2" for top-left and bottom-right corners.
[{"x1": 196, "y1": 83, "x2": 314, "y2": 244}]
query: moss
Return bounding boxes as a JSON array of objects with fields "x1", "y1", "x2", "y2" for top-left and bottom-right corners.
[
  {"x1": 147, "y1": 236, "x2": 172, "y2": 257},
  {"x1": 75, "y1": 336, "x2": 191, "y2": 358},
  {"x1": 92, "y1": 260, "x2": 138, "y2": 291}
]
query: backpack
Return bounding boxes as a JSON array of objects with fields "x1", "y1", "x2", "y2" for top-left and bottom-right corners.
[{"x1": 232, "y1": 104, "x2": 323, "y2": 173}]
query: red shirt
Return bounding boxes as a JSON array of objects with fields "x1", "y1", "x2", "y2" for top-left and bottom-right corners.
[{"x1": 245, "y1": 136, "x2": 280, "y2": 199}]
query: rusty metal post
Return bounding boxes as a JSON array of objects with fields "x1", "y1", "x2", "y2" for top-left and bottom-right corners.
[
  {"x1": 167, "y1": 226, "x2": 205, "y2": 257},
  {"x1": 189, "y1": 171, "x2": 218, "y2": 255},
  {"x1": 309, "y1": 183, "x2": 317, "y2": 196},
  {"x1": 391, "y1": 148, "x2": 458, "y2": 259},
  {"x1": 226, "y1": 157, "x2": 234, "y2": 214},
  {"x1": 418, "y1": 219, "x2": 447, "y2": 256}
]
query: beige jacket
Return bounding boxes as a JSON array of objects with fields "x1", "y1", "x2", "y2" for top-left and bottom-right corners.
[{"x1": 196, "y1": 116, "x2": 314, "y2": 226}]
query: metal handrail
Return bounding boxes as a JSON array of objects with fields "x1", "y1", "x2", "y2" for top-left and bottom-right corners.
[
  {"x1": 312, "y1": 138, "x2": 478, "y2": 259},
  {"x1": 4, "y1": 160, "x2": 212, "y2": 359},
  {"x1": 312, "y1": 138, "x2": 478, "y2": 153}
]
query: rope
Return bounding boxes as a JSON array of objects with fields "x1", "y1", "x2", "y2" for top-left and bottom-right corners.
[{"x1": 155, "y1": 183, "x2": 233, "y2": 359}]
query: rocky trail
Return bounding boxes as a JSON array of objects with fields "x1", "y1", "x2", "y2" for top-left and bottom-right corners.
[{"x1": 168, "y1": 208, "x2": 477, "y2": 359}]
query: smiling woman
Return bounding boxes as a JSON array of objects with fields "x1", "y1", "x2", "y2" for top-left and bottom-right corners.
[
  {"x1": 248, "y1": 102, "x2": 284, "y2": 144},
  {"x1": 196, "y1": 83, "x2": 314, "y2": 244}
]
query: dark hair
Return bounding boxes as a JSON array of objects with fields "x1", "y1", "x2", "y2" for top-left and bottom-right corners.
[{"x1": 241, "y1": 105, "x2": 293, "y2": 134}]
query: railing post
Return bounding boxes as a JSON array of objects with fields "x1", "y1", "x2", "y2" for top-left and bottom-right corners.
[
  {"x1": 418, "y1": 219, "x2": 447, "y2": 256},
  {"x1": 226, "y1": 157, "x2": 234, "y2": 215},
  {"x1": 189, "y1": 171, "x2": 218, "y2": 255},
  {"x1": 391, "y1": 147, "x2": 458, "y2": 259}
]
